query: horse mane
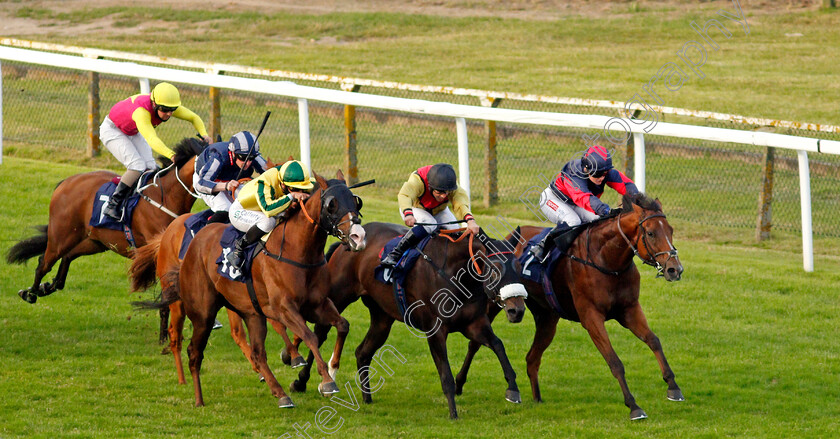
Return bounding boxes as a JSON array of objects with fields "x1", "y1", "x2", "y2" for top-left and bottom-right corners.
[
  {"x1": 158, "y1": 137, "x2": 206, "y2": 170},
  {"x1": 325, "y1": 241, "x2": 342, "y2": 262},
  {"x1": 621, "y1": 192, "x2": 661, "y2": 213}
]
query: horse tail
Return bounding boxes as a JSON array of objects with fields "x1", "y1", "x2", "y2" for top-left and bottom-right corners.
[
  {"x1": 325, "y1": 241, "x2": 342, "y2": 262},
  {"x1": 132, "y1": 268, "x2": 181, "y2": 311},
  {"x1": 6, "y1": 225, "x2": 48, "y2": 264},
  {"x1": 129, "y1": 234, "x2": 162, "y2": 292}
]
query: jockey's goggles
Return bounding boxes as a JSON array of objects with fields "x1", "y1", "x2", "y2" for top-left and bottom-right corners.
[
  {"x1": 234, "y1": 153, "x2": 252, "y2": 161},
  {"x1": 157, "y1": 105, "x2": 178, "y2": 113},
  {"x1": 591, "y1": 170, "x2": 609, "y2": 178}
]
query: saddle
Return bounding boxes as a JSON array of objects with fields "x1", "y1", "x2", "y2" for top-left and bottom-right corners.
[
  {"x1": 178, "y1": 209, "x2": 214, "y2": 259},
  {"x1": 373, "y1": 234, "x2": 434, "y2": 315}
]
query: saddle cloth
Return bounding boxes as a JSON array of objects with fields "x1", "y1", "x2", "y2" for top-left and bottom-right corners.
[{"x1": 373, "y1": 234, "x2": 433, "y2": 316}]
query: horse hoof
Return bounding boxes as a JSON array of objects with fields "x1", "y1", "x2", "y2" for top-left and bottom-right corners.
[
  {"x1": 289, "y1": 380, "x2": 306, "y2": 393},
  {"x1": 280, "y1": 349, "x2": 292, "y2": 366},
  {"x1": 278, "y1": 396, "x2": 295, "y2": 408},
  {"x1": 259, "y1": 375, "x2": 265, "y2": 383},
  {"x1": 37, "y1": 283, "x2": 52, "y2": 297},
  {"x1": 630, "y1": 409, "x2": 648, "y2": 421},
  {"x1": 160, "y1": 346, "x2": 171, "y2": 355},
  {"x1": 667, "y1": 389, "x2": 685, "y2": 401},
  {"x1": 18, "y1": 290, "x2": 36, "y2": 304},
  {"x1": 318, "y1": 381, "x2": 340, "y2": 397},
  {"x1": 291, "y1": 356, "x2": 308, "y2": 368},
  {"x1": 505, "y1": 389, "x2": 521, "y2": 404}
]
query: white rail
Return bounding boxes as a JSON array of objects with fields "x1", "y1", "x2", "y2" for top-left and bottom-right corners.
[{"x1": 0, "y1": 46, "x2": 834, "y2": 271}]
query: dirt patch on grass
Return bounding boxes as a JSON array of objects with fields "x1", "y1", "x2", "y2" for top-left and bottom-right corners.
[{"x1": 0, "y1": 0, "x2": 824, "y2": 38}]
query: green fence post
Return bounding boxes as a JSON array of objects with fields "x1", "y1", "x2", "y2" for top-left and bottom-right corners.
[
  {"x1": 342, "y1": 83, "x2": 361, "y2": 186},
  {"x1": 756, "y1": 146, "x2": 775, "y2": 241},
  {"x1": 482, "y1": 97, "x2": 502, "y2": 208}
]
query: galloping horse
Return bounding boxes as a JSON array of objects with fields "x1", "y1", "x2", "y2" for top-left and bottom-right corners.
[
  {"x1": 129, "y1": 212, "x2": 306, "y2": 385},
  {"x1": 7, "y1": 138, "x2": 205, "y2": 304},
  {"x1": 291, "y1": 222, "x2": 529, "y2": 419},
  {"x1": 455, "y1": 193, "x2": 684, "y2": 420},
  {"x1": 149, "y1": 170, "x2": 366, "y2": 408}
]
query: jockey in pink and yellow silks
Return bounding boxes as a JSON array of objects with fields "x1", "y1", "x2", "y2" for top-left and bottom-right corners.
[{"x1": 99, "y1": 82, "x2": 212, "y2": 221}]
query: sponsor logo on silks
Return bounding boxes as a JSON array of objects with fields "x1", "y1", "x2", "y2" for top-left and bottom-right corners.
[
  {"x1": 546, "y1": 200, "x2": 559, "y2": 210},
  {"x1": 220, "y1": 247, "x2": 243, "y2": 280}
]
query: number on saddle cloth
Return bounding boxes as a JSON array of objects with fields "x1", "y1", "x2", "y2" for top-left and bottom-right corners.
[{"x1": 215, "y1": 225, "x2": 261, "y2": 282}]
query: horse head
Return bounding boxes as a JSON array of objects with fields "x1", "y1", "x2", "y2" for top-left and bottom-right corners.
[
  {"x1": 620, "y1": 193, "x2": 683, "y2": 281},
  {"x1": 309, "y1": 170, "x2": 366, "y2": 251},
  {"x1": 476, "y1": 231, "x2": 527, "y2": 323}
]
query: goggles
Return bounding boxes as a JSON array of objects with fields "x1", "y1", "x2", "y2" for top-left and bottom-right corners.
[{"x1": 157, "y1": 105, "x2": 178, "y2": 113}]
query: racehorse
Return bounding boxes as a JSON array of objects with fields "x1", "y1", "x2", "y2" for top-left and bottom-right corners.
[
  {"x1": 454, "y1": 193, "x2": 684, "y2": 420},
  {"x1": 7, "y1": 138, "x2": 205, "y2": 304},
  {"x1": 147, "y1": 170, "x2": 366, "y2": 408},
  {"x1": 129, "y1": 212, "x2": 306, "y2": 385},
  {"x1": 290, "y1": 221, "x2": 529, "y2": 419}
]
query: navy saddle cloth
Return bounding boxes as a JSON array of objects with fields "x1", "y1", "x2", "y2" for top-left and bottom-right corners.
[
  {"x1": 178, "y1": 209, "x2": 214, "y2": 259},
  {"x1": 215, "y1": 226, "x2": 261, "y2": 282},
  {"x1": 89, "y1": 176, "x2": 148, "y2": 230},
  {"x1": 373, "y1": 234, "x2": 434, "y2": 315}
]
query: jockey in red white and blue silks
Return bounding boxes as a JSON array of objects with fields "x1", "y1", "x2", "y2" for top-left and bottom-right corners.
[
  {"x1": 192, "y1": 131, "x2": 268, "y2": 223},
  {"x1": 539, "y1": 145, "x2": 639, "y2": 227}
]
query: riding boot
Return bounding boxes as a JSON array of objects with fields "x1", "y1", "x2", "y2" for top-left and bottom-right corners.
[
  {"x1": 226, "y1": 225, "x2": 266, "y2": 269},
  {"x1": 103, "y1": 181, "x2": 133, "y2": 221},
  {"x1": 381, "y1": 226, "x2": 428, "y2": 268},
  {"x1": 207, "y1": 211, "x2": 229, "y2": 224},
  {"x1": 529, "y1": 222, "x2": 570, "y2": 263}
]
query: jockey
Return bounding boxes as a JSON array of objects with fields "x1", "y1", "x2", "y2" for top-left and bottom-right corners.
[
  {"x1": 193, "y1": 131, "x2": 269, "y2": 224},
  {"x1": 226, "y1": 160, "x2": 315, "y2": 269},
  {"x1": 100, "y1": 82, "x2": 212, "y2": 220},
  {"x1": 529, "y1": 145, "x2": 639, "y2": 262},
  {"x1": 381, "y1": 163, "x2": 479, "y2": 268}
]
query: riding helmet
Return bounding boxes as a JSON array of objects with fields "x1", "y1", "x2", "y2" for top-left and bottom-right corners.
[
  {"x1": 427, "y1": 163, "x2": 458, "y2": 192},
  {"x1": 279, "y1": 160, "x2": 315, "y2": 190},
  {"x1": 229, "y1": 131, "x2": 259, "y2": 156},
  {"x1": 150, "y1": 82, "x2": 181, "y2": 108},
  {"x1": 581, "y1": 145, "x2": 613, "y2": 175}
]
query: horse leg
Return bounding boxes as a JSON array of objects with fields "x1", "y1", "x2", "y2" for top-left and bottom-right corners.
[
  {"x1": 580, "y1": 309, "x2": 646, "y2": 421},
  {"x1": 426, "y1": 330, "x2": 459, "y2": 419},
  {"x1": 186, "y1": 307, "x2": 217, "y2": 407},
  {"x1": 158, "y1": 307, "x2": 170, "y2": 345},
  {"x1": 525, "y1": 307, "x2": 561, "y2": 402},
  {"x1": 168, "y1": 300, "x2": 188, "y2": 385},
  {"x1": 241, "y1": 314, "x2": 294, "y2": 408},
  {"x1": 226, "y1": 309, "x2": 260, "y2": 375},
  {"x1": 354, "y1": 303, "x2": 395, "y2": 404},
  {"x1": 270, "y1": 319, "x2": 305, "y2": 367},
  {"x1": 312, "y1": 299, "x2": 349, "y2": 381},
  {"x1": 462, "y1": 317, "x2": 521, "y2": 404},
  {"x1": 619, "y1": 303, "x2": 684, "y2": 402},
  {"x1": 278, "y1": 304, "x2": 339, "y2": 397},
  {"x1": 290, "y1": 323, "x2": 330, "y2": 393},
  {"x1": 23, "y1": 239, "x2": 104, "y2": 302},
  {"x1": 454, "y1": 304, "x2": 503, "y2": 395}
]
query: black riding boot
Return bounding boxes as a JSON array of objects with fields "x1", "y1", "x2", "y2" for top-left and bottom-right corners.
[
  {"x1": 381, "y1": 227, "x2": 427, "y2": 268},
  {"x1": 207, "y1": 211, "x2": 229, "y2": 224},
  {"x1": 226, "y1": 225, "x2": 266, "y2": 269},
  {"x1": 529, "y1": 222, "x2": 570, "y2": 263},
  {"x1": 103, "y1": 181, "x2": 134, "y2": 221}
]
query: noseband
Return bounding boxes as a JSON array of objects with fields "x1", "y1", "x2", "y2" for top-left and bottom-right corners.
[
  {"x1": 616, "y1": 211, "x2": 679, "y2": 277},
  {"x1": 299, "y1": 183, "x2": 361, "y2": 243}
]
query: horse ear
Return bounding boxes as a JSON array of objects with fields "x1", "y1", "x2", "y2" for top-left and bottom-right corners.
[
  {"x1": 287, "y1": 155, "x2": 295, "y2": 161},
  {"x1": 313, "y1": 170, "x2": 328, "y2": 190},
  {"x1": 335, "y1": 169, "x2": 345, "y2": 182},
  {"x1": 654, "y1": 197, "x2": 663, "y2": 210}
]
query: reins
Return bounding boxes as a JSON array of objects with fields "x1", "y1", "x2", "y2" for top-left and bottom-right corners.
[
  {"x1": 439, "y1": 228, "x2": 481, "y2": 274},
  {"x1": 615, "y1": 211, "x2": 679, "y2": 277}
]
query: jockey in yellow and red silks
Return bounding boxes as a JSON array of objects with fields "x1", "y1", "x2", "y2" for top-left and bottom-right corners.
[{"x1": 100, "y1": 82, "x2": 211, "y2": 220}]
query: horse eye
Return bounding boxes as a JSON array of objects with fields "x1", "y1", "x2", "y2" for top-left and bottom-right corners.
[{"x1": 647, "y1": 231, "x2": 654, "y2": 237}]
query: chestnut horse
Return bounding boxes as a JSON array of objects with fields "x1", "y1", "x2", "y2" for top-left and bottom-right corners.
[
  {"x1": 7, "y1": 138, "x2": 205, "y2": 304},
  {"x1": 148, "y1": 171, "x2": 366, "y2": 408},
  {"x1": 455, "y1": 193, "x2": 684, "y2": 420},
  {"x1": 129, "y1": 212, "x2": 305, "y2": 385},
  {"x1": 291, "y1": 222, "x2": 529, "y2": 419}
]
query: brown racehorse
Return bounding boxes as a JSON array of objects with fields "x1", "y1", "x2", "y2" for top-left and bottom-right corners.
[
  {"x1": 146, "y1": 171, "x2": 366, "y2": 408},
  {"x1": 455, "y1": 193, "x2": 684, "y2": 420},
  {"x1": 129, "y1": 212, "x2": 305, "y2": 385},
  {"x1": 7, "y1": 138, "x2": 205, "y2": 304},
  {"x1": 291, "y1": 221, "x2": 529, "y2": 419}
]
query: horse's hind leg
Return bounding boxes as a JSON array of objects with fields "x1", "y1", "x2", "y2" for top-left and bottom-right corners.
[
  {"x1": 525, "y1": 306, "x2": 561, "y2": 402},
  {"x1": 580, "y1": 309, "x2": 646, "y2": 421},
  {"x1": 22, "y1": 239, "x2": 104, "y2": 303},
  {"x1": 619, "y1": 303, "x2": 684, "y2": 402},
  {"x1": 353, "y1": 302, "x2": 395, "y2": 404},
  {"x1": 242, "y1": 314, "x2": 294, "y2": 408},
  {"x1": 455, "y1": 305, "x2": 503, "y2": 395},
  {"x1": 426, "y1": 330, "x2": 459, "y2": 419},
  {"x1": 186, "y1": 307, "x2": 216, "y2": 407},
  {"x1": 168, "y1": 300, "x2": 188, "y2": 385},
  {"x1": 462, "y1": 317, "x2": 521, "y2": 404}
]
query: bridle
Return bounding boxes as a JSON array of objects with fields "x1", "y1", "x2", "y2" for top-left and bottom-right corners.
[
  {"x1": 616, "y1": 211, "x2": 679, "y2": 277},
  {"x1": 298, "y1": 182, "x2": 363, "y2": 244}
]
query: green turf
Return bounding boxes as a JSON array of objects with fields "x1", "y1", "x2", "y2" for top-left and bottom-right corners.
[{"x1": 1, "y1": 156, "x2": 839, "y2": 438}]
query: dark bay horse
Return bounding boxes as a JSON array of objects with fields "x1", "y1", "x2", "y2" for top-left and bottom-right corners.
[
  {"x1": 129, "y1": 212, "x2": 305, "y2": 385},
  {"x1": 149, "y1": 171, "x2": 366, "y2": 408},
  {"x1": 455, "y1": 193, "x2": 684, "y2": 420},
  {"x1": 291, "y1": 222, "x2": 529, "y2": 419},
  {"x1": 7, "y1": 138, "x2": 205, "y2": 304}
]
